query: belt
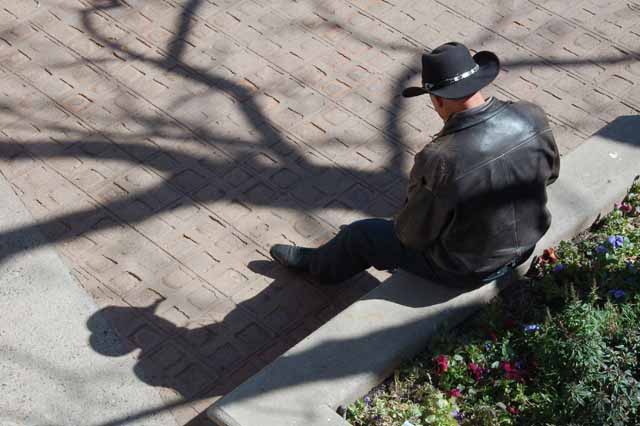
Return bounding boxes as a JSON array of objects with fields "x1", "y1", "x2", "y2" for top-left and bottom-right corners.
[{"x1": 479, "y1": 246, "x2": 535, "y2": 283}]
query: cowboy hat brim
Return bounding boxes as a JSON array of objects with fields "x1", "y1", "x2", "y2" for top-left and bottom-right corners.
[{"x1": 402, "y1": 51, "x2": 500, "y2": 99}]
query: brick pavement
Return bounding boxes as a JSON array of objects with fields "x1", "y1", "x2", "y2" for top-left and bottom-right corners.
[{"x1": 1, "y1": 0, "x2": 639, "y2": 423}]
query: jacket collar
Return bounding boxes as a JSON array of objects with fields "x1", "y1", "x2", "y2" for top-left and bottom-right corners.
[{"x1": 437, "y1": 97, "x2": 508, "y2": 138}]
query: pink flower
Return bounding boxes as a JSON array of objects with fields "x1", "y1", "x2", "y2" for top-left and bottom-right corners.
[
  {"x1": 619, "y1": 203, "x2": 634, "y2": 214},
  {"x1": 539, "y1": 247, "x2": 558, "y2": 265},
  {"x1": 435, "y1": 355, "x2": 449, "y2": 374},
  {"x1": 503, "y1": 318, "x2": 517, "y2": 329},
  {"x1": 507, "y1": 406, "x2": 519, "y2": 415},
  {"x1": 468, "y1": 362, "x2": 483, "y2": 381},
  {"x1": 501, "y1": 361, "x2": 524, "y2": 381},
  {"x1": 448, "y1": 388, "x2": 462, "y2": 398}
]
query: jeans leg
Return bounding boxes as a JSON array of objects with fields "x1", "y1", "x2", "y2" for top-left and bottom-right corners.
[{"x1": 308, "y1": 218, "x2": 438, "y2": 283}]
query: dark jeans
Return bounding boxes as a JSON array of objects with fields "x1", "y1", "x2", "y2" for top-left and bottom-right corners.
[
  {"x1": 308, "y1": 218, "x2": 531, "y2": 286},
  {"x1": 308, "y1": 218, "x2": 444, "y2": 284}
]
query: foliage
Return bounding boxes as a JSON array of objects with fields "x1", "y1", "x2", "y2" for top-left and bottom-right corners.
[{"x1": 347, "y1": 178, "x2": 640, "y2": 426}]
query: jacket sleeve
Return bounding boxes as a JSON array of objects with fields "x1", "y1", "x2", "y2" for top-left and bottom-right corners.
[
  {"x1": 394, "y1": 149, "x2": 454, "y2": 251},
  {"x1": 546, "y1": 129, "x2": 560, "y2": 186},
  {"x1": 532, "y1": 104, "x2": 560, "y2": 186}
]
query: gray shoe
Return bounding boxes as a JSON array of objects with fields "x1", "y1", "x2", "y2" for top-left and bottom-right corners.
[{"x1": 269, "y1": 244, "x2": 313, "y2": 271}]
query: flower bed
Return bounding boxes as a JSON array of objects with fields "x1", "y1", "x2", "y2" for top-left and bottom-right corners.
[{"x1": 347, "y1": 177, "x2": 640, "y2": 426}]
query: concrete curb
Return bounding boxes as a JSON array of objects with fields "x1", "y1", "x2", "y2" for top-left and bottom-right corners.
[
  {"x1": 207, "y1": 116, "x2": 640, "y2": 426},
  {"x1": 0, "y1": 176, "x2": 178, "y2": 426}
]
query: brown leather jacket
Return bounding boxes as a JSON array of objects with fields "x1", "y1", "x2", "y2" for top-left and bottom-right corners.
[{"x1": 394, "y1": 97, "x2": 560, "y2": 283}]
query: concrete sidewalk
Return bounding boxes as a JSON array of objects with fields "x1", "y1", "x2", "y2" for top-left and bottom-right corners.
[{"x1": 0, "y1": 176, "x2": 177, "y2": 426}]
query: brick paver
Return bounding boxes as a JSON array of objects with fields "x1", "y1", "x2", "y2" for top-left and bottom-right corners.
[{"x1": 1, "y1": 0, "x2": 639, "y2": 423}]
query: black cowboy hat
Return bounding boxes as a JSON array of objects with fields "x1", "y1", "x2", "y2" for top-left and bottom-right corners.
[{"x1": 402, "y1": 42, "x2": 500, "y2": 99}]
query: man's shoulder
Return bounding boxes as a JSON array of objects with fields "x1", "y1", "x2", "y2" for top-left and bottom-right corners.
[
  {"x1": 416, "y1": 139, "x2": 457, "y2": 164},
  {"x1": 506, "y1": 100, "x2": 549, "y2": 127}
]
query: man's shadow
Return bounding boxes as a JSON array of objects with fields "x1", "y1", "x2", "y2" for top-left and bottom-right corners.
[{"x1": 86, "y1": 259, "x2": 382, "y2": 401}]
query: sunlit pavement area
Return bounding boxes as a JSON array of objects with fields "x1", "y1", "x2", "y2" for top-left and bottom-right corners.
[{"x1": 1, "y1": 0, "x2": 639, "y2": 423}]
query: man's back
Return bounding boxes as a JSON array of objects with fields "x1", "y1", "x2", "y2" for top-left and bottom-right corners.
[{"x1": 397, "y1": 98, "x2": 560, "y2": 282}]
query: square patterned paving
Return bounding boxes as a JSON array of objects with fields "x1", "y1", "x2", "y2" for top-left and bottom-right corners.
[{"x1": 1, "y1": 0, "x2": 639, "y2": 423}]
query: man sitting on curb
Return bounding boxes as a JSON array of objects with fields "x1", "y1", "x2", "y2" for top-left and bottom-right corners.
[{"x1": 270, "y1": 42, "x2": 561, "y2": 288}]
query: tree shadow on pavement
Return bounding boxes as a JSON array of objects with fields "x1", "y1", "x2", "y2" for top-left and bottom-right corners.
[{"x1": 0, "y1": 0, "x2": 413, "y2": 262}]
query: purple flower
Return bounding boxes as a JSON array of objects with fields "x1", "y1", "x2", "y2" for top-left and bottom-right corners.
[
  {"x1": 515, "y1": 361, "x2": 525, "y2": 370},
  {"x1": 553, "y1": 263, "x2": 567, "y2": 273},
  {"x1": 451, "y1": 410, "x2": 463, "y2": 424},
  {"x1": 524, "y1": 324, "x2": 541, "y2": 333},
  {"x1": 484, "y1": 342, "x2": 493, "y2": 351},
  {"x1": 596, "y1": 244, "x2": 608, "y2": 254},
  {"x1": 627, "y1": 261, "x2": 638, "y2": 274},
  {"x1": 364, "y1": 396, "x2": 372, "y2": 406},
  {"x1": 607, "y1": 235, "x2": 625, "y2": 250},
  {"x1": 609, "y1": 289, "x2": 626, "y2": 299}
]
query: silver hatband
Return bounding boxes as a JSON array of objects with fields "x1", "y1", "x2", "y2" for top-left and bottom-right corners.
[{"x1": 423, "y1": 64, "x2": 480, "y2": 91}]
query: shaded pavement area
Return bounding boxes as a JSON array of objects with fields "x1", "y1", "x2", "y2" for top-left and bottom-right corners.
[{"x1": 1, "y1": 0, "x2": 639, "y2": 423}]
